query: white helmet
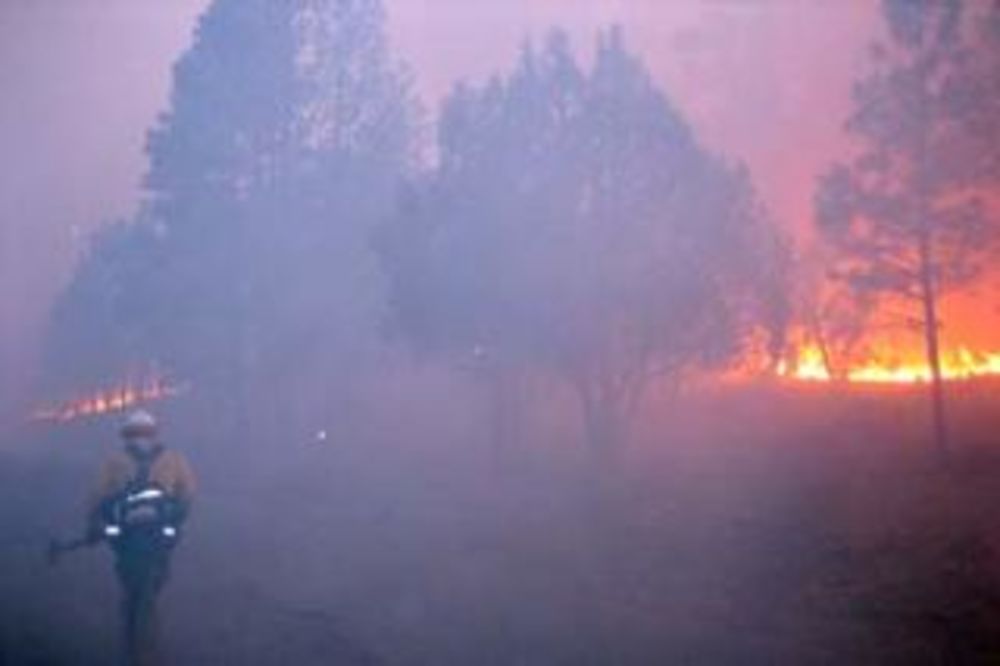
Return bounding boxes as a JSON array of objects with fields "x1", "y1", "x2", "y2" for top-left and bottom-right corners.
[{"x1": 121, "y1": 409, "x2": 158, "y2": 438}]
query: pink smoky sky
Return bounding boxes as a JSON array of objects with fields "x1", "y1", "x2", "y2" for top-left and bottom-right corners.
[{"x1": 0, "y1": 0, "x2": 880, "y2": 415}]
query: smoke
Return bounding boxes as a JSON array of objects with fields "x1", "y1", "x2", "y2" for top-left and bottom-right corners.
[
  {"x1": 2, "y1": 2, "x2": 999, "y2": 664},
  {"x1": 0, "y1": 2, "x2": 884, "y2": 425}
]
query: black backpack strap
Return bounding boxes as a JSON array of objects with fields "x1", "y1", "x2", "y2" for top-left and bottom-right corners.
[{"x1": 125, "y1": 443, "x2": 165, "y2": 490}]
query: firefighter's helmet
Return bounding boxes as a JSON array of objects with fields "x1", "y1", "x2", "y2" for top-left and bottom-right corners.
[{"x1": 121, "y1": 409, "x2": 158, "y2": 439}]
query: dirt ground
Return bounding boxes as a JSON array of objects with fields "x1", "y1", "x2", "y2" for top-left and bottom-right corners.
[{"x1": 2, "y1": 376, "x2": 999, "y2": 665}]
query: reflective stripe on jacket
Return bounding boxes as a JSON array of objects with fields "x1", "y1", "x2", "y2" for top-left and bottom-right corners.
[{"x1": 88, "y1": 448, "x2": 197, "y2": 519}]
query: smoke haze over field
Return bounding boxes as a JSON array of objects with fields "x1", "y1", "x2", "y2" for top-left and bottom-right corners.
[
  {"x1": 2, "y1": 2, "x2": 1000, "y2": 664},
  {"x1": 0, "y1": 0, "x2": 883, "y2": 417}
]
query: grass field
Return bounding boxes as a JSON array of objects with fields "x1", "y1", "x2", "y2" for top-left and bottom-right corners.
[{"x1": 2, "y1": 375, "x2": 999, "y2": 664}]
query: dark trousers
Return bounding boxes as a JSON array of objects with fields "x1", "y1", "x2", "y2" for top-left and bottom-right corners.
[{"x1": 113, "y1": 531, "x2": 172, "y2": 666}]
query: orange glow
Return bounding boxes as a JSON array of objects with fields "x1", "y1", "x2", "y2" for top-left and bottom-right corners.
[
  {"x1": 31, "y1": 373, "x2": 183, "y2": 424},
  {"x1": 778, "y1": 346, "x2": 1000, "y2": 385}
]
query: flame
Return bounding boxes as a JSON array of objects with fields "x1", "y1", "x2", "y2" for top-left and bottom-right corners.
[
  {"x1": 31, "y1": 374, "x2": 183, "y2": 424},
  {"x1": 778, "y1": 346, "x2": 1000, "y2": 385}
]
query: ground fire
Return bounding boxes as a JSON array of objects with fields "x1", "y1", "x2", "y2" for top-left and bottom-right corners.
[
  {"x1": 31, "y1": 342, "x2": 1000, "y2": 426},
  {"x1": 778, "y1": 346, "x2": 1000, "y2": 385},
  {"x1": 30, "y1": 373, "x2": 183, "y2": 424}
]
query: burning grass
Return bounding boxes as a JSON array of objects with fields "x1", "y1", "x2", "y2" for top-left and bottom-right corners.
[
  {"x1": 30, "y1": 373, "x2": 182, "y2": 424},
  {"x1": 779, "y1": 346, "x2": 1000, "y2": 385}
]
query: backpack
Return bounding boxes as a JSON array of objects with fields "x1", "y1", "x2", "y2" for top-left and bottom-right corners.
[{"x1": 101, "y1": 444, "x2": 181, "y2": 542}]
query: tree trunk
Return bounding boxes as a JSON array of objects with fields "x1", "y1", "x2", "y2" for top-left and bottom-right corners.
[
  {"x1": 807, "y1": 308, "x2": 838, "y2": 381},
  {"x1": 485, "y1": 366, "x2": 523, "y2": 467},
  {"x1": 577, "y1": 379, "x2": 632, "y2": 457},
  {"x1": 917, "y1": 216, "x2": 950, "y2": 461},
  {"x1": 583, "y1": 399, "x2": 618, "y2": 454},
  {"x1": 913, "y1": 67, "x2": 950, "y2": 462}
]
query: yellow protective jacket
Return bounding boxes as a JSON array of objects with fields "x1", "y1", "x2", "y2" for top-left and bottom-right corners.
[{"x1": 87, "y1": 446, "x2": 197, "y2": 521}]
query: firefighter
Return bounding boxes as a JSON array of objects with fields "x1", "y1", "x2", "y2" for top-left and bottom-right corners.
[{"x1": 86, "y1": 409, "x2": 196, "y2": 666}]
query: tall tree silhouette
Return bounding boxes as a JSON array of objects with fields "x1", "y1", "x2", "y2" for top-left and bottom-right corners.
[
  {"x1": 381, "y1": 30, "x2": 784, "y2": 452},
  {"x1": 815, "y1": 0, "x2": 999, "y2": 458},
  {"x1": 45, "y1": 0, "x2": 416, "y2": 439}
]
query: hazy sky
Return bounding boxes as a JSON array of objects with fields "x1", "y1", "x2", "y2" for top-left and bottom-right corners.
[{"x1": 0, "y1": 0, "x2": 881, "y2": 412}]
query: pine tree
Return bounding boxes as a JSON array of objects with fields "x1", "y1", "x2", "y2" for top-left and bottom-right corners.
[
  {"x1": 815, "y1": 0, "x2": 999, "y2": 459},
  {"x1": 44, "y1": 0, "x2": 416, "y2": 438},
  {"x1": 380, "y1": 29, "x2": 783, "y2": 452}
]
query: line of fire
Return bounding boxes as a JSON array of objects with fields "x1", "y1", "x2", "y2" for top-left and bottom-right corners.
[
  {"x1": 30, "y1": 372, "x2": 183, "y2": 425},
  {"x1": 780, "y1": 345, "x2": 1000, "y2": 384},
  {"x1": 33, "y1": 334, "x2": 1000, "y2": 426}
]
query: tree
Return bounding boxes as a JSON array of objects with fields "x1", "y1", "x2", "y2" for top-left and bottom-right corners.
[
  {"x1": 380, "y1": 29, "x2": 784, "y2": 453},
  {"x1": 793, "y1": 247, "x2": 874, "y2": 382},
  {"x1": 44, "y1": 0, "x2": 416, "y2": 439},
  {"x1": 815, "y1": 0, "x2": 999, "y2": 458},
  {"x1": 801, "y1": 287, "x2": 873, "y2": 383},
  {"x1": 941, "y1": 1, "x2": 1000, "y2": 186}
]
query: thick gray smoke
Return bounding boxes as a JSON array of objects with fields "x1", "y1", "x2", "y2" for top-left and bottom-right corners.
[{"x1": 2, "y1": 1, "x2": 1000, "y2": 664}]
